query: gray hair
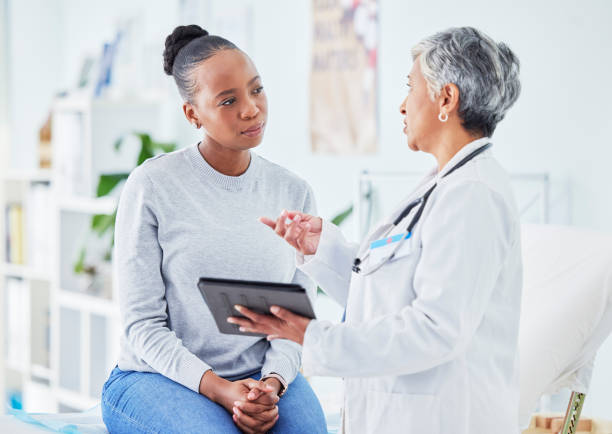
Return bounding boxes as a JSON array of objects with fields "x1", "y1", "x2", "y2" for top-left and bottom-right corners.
[{"x1": 412, "y1": 27, "x2": 521, "y2": 137}]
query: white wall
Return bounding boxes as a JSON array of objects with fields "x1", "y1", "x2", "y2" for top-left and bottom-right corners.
[
  {"x1": 5, "y1": 0, "x2": 612, "y2": 419},
  {"x1": 7, "y1": 0, "x2": 63, "y2": 169},
  {"x1": 243, "y1": 0, "x2": 612, "y2": 233}
]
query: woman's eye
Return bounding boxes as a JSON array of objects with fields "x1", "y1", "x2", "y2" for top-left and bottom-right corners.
[
  {"x1": 253, "y1": 86, "x2": 264, "y2": 94},
  {"x1": 221, "y1": 98, "x2": 236, "y2": 106}
]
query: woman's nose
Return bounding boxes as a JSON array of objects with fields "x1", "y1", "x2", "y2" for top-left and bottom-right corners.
[{"x1": 241, "y1": 98, "x2": 260, "y2": 119}]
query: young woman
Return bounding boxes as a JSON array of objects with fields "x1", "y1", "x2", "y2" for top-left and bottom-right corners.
[{"x1": 101, "y1": 25, "x2": 327, "y2": 434}]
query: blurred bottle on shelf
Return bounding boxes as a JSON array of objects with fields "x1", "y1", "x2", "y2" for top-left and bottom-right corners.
[{"x1": 38, "y1": 112, "x2": 52, "y2": 169}]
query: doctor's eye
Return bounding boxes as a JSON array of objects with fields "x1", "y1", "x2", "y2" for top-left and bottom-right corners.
[{"x1": 252, "y1": 86, "x2": 264, "y2": 95}]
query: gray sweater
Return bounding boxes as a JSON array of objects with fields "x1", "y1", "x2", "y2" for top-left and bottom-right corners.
[{"x1": 115, "y1": 143, "x2": 317, "y2": 393}]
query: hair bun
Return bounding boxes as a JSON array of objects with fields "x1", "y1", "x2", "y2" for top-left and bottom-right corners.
[{"x1": 163, "y1": 25, "x2": 209, "y2": 76}]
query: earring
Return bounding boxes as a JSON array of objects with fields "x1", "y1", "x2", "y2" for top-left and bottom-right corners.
[{"x1": 438, "y1": 112, "x2": 448, "y2": 122}]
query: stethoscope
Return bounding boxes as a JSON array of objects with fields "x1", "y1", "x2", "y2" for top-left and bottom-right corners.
[{"x1": 352, "y1": 143, "x2": 492, "y2": 276}]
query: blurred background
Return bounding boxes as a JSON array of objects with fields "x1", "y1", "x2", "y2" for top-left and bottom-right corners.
[{"x1": 0, "y1": 0, "x2": 611, "y2": 424}]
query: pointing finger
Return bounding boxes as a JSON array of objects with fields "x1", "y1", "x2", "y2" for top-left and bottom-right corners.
[{"x1": 259, "y1": 216, "x2": 277, "y2": 230}]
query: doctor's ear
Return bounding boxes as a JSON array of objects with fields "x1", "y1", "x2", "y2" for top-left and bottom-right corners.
[
  {"x1": 438, "y1": 83, "x2": 461, "y2": 118},
  {"x1": 183, "y1": 102, "x2": 201, "y2": 129}
]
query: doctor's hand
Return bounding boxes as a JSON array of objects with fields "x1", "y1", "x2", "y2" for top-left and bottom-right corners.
[
  {"x1": 228, "y1": 305, "x2": 311, "y2": 345},
  {"x1": 259, "y1": 210, "x2": 322, "y2": 256}
]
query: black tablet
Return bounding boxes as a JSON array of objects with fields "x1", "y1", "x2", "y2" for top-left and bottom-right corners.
[{"x1": 198, "y1": 277, "x2": 317, "y2": 337}]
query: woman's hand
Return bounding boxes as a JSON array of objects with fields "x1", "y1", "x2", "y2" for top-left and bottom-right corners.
[
  {"x1": 232, "y1": 379, "x2": 281, "y2": 433},
  {"x1": 259, "y1": 210, "x2": 322, "y2": 256},
  {"x1": 200, "y1": 372, "x2": 279, "y2": 433},
  {"x1": 228, "y1": 305, "x2": 312, "y2": 345}
]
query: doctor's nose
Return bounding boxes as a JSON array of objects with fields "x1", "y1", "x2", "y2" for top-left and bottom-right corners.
[{"x1": 399, "y1": 97, "x2": 407, "y2": 115}]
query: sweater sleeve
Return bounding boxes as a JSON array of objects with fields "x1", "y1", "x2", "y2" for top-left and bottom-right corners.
[
  {"x1": 115, "y1": 166, "x2": 211, "y2": 393},
  {"x1": 261, "y1": 184, "x2": 318, "y2": 385}
]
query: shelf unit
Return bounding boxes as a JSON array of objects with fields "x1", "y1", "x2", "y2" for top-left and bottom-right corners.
[
  {"x1": 0, "y1": 94, "x2": 161, "y2": 413},
  {"x1": 1, "y1": 170, "x2": 56, "y2": 412}
]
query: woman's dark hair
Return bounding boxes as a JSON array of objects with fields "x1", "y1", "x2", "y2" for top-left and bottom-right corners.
[{"x1": 163, "y1": 24, "x2": 238, "y2": 102}]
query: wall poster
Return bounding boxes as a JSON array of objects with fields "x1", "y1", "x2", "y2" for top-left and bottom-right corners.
[{"x1": 310, "y1": 0, "x2": 378, "y2": 154}]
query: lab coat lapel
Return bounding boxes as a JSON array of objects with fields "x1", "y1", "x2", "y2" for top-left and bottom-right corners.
[{"x1": 355, "y1": 169, "x2": 437, "y2": 258}]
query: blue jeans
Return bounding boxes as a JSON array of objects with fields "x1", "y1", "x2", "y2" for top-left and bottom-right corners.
[{"x1": 101, "y1": 367, "x2": 327, "y2": 434}]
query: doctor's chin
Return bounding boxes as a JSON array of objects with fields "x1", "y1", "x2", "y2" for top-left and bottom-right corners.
[{"x1": 1, "y1": 1, "x2": 611, "y2": 433}]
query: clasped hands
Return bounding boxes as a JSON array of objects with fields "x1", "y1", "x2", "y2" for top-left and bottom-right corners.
[{"x1": 200, "y1": 370, "x2": 280, "y2": 433}]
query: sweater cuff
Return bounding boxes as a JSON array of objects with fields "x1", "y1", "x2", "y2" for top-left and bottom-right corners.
[
  {"x1": 261, "y1": 359, "x2": 297, "y2": 384},
  {"x1": 261, "y1": 353, "x2": 297, "y2": 386},
  {"x1": 179, "y1": 353, "x2": 213, "y2": 393}
]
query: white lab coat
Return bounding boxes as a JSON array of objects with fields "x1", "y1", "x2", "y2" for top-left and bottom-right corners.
[{"x1": 298, "y1": 138, "x2": 522, "y2": 433}]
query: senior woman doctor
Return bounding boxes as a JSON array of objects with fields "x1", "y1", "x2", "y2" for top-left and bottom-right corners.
[{"x1": 229, "y1": 27, "x2": 522, "y2": 433}]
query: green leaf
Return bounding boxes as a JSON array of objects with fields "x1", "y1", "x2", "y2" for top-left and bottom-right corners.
[
  {"x1": 151, "y1": 141, "x2": 176, "y2": 153},
  {"x1": 74, "y1": 247, "x2": 86, "y2": 274},
  {"x1": 137, "y1": 147, "x2": 154, "y2": 166},
  {"x1": 96, "y1": 173, "x2": 129, "y2": 197},
  {"x1": 135, "y1": 132, "x2": 152, "y2": 148},
  {"x1": 91, "y1": 210, "x2": 117, "y2": 237},
  {"x1": 129, "y1": 132, "x2": 152, "y2": 165},
  {"x1": 331, "y1": 205, "x2": 353, "y2": 227}
]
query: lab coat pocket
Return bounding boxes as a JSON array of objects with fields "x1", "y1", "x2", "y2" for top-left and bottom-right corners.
[
  {"x1": 365, "y1": 391, "x2": 440, "y2": 434},
  {"x1": 389, "y1": 236, "x2": 415, "y2": 261}
]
